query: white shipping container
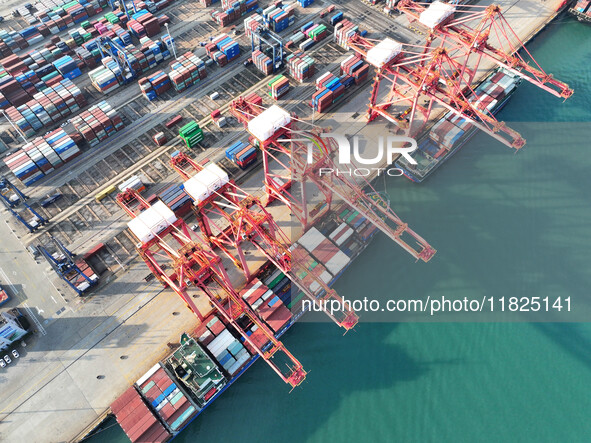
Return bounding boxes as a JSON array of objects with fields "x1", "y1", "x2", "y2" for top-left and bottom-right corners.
[
  {"x1": 297, "y1": 227, "x2": 327, "y2": 252},
  {"x1": 325, "y1": 250, "x2": 351, "y2": 276}
]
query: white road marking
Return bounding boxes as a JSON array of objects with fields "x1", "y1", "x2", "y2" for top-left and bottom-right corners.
[
  {"x1": 51, "y1": 296, "x2": 57, "y2": 304},
  {"x1": 0, "y1": 267, "x2": 18, "y2": 294}
]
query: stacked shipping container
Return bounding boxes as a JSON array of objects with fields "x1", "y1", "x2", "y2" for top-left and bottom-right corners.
[
  {"x1": 211, "y1": 0, "x2": 258, "y2": 28},
  {"x1": 334, "y1": 19, "x2": 359, "y2": 50},
  {"x1": 167, "y1": 52, "x2": 207, "y2": 92},
  {"x1": 71, "y1": 100, "x2": 124, "y2": 146},
  {"x1": 225, "y1": 140, "x2": 257, "y2": 168},
  {"x1": 4, "y1": 79, "x2": 86, "y2": 136},
  {"x1": 286, "y1": 52, "x2": 315, "y2": 82},
  {"x1": 139, "y1": 70, "x2": 171, "y2": 100},
  {"x1": 3, "y1": 129, "x2": 81, "y2": 186},
  {"x1": 158, "y1": 184, "x2": 193, "y2": 216},
  {"x1": 205, "y1": 34, "x2": 240, "y2": 66},
  {"x1": 268, "y1": 74, "x2": 290, "y2": 100},
  {"x1": 136, "y1": 365, "x2": 198, "y2": 434},
  {"x1": 179, "y1": 121, "x2": 204, "y2": 148}
]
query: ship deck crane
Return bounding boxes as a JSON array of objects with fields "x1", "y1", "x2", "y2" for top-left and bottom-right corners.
[
  {"x1": 169, "y1": 152, "x2": 359, "y2": 331},
  {"x1": 394, "y1": 1, "x2": 573, "y2": 99},
  {"x1": 116, "y1": 189, "x2": 307, "y2": 388},
  {"x1": 339, "y1": 2, "x2": 572, "y2": 148},
  {"x1": 0, "y1": 177, "x2": 47, "y2": 232},
  {"x1": 38, "y1": 235, "x2": 98, "y2": 295},
  {"x1": 229, "y1": 96, "x2": 437, "y2": 262}
]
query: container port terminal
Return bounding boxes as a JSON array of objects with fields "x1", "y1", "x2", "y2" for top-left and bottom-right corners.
[{"x1": 0, "y1": 0, "x2": 573, "y2": 440}]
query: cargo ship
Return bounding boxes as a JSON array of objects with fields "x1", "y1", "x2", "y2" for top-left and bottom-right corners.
[
  {"x1": 395, "y1": 69, "x2": 522, "y2": 183},
  {"x1": 568, "y1": 0, "x2": 591, "y2": 22},
  {"x1": 110, "y1": 195, "x2": 387, "y2": 442}
]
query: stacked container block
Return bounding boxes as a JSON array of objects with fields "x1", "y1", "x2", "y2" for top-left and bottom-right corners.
[
  {"x1": 71, "y1": 100, "x2": 124, "y2": 146},
  {"x1": 286, "y1": 53, "x2": 315, "y2": 82},
  {"x1": 3, "y1": 129, "x2": 81, "y2": 186},
  {"x1": 167, "y1": 52, "x2": 207, "y2": 92},
  {"x1": 4, "y1": 79, "x2": 86, "y2": 136},
  {"x1": 205, "y1": 34, "x2": 240, "y2": 67},
  {"x1": 334, "y1": 19, "x2": 359, "y2": 50},
  {"x1": 179, "y1": 121, "x2": 204, "y2": 148},
  {"x1": 225, "y1": 140, "x2": 257, "y2": 169},
  {"x1": 212, "y1": 0, "x2": 258, "y2": 27},
  {"x1": 262, "y1": 4, "x2": 293, "y2": 32},
  {"x1": 268, "y1": 74, "x2": 290, "y2": 100}
]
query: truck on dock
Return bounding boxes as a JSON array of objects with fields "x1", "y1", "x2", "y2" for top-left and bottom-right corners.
[{"x1": 0, "y1": 286, "x2": 10, "y2": 306}]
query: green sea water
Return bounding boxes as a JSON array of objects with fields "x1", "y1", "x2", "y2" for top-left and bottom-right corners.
[{"x1": 91, "y1": 14, "x2": 591, "y2": 443}]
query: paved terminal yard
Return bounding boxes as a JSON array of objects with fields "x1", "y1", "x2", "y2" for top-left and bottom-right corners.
[{"x1": 0, "y1": 0, "x2": 567, "y2": 440}]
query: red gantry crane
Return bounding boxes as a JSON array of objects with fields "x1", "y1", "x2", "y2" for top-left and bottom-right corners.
[
  {"x1": 116, "y1": 188, "x2": 307, "y2": 388},
  {"x1": 230, "y1": 95, "x2": 436, "y2": 263},
  {"x1": 169, "y1": 152, "x2": 359, "y2": 331},
  {"x1": 341, "y1": 1, "x2": 572, "y2": 149}
]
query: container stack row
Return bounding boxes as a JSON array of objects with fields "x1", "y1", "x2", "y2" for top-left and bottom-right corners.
[
  {"x1": 340, "y1": 54, "x2": 369, "y2": 83},
  {"x1": 139, "y1": 70, "x2": 171, "y2": 100},
  {"x1": 329, "y1": 11, "x2": 344, "y2": 26},
  {"x1": 244, "y1": 14, "x2": 263, "y2": 37},
  {"x1": 334, "y1": 19, "x2": 359, "y2": 50},
  {"x1": 87, "y1": 37, "x2": 173, "y2": 93},
  {"x1": 157, "y1": 184, "x2": 192, "y2": 217},
  {"x1": 212, "y1": 0, "x2": 258, "y2": 28},
  {"x1": 298, "y1": 0, "x2": 314, "y2": 7},
  {"x1": 262, "y1": 4, "x2": 294, "y2": 32},
  {"x1": 3, "y1": 129, "x2": 81, "y2": 186},
  {"x1": 205, "y1": 34, "x2": 240, "y2": 67},
  {"x1": 127, "y1": 10, "x2": 161, "y2": 39},
  {"x1": 71, "y1": 100, "x2": 124, "y2": 146},
  {"x1": 53, "y1": 55, "x2": 82, "y2": 79},
  {"x1": 199, "y1": 0, "x2": 220, "y2": 7},
  {"x1": 286, "y1": 52, "x2": 315, "y2": 82},
  {"x1": 225, "y1": 140, "x2": 258, "y2": 169},
  {"x1": 167, "y1": 52, "x2": 207, "y2": 92},
  {"x1": 312, "y1": 72, "x2": 346, "y2": 112},
  {"x1": 240, "y1": 278, "x2": 293, "y2": 334},
  {"x1": 179, "y1": 121, "x2": 204, "y2": 149},
  {"x1": 202, "y1": 323, "x2": 251, "y2": 376},
  {"x1": 252, "y1": 49, "x2": 273, "y2": 75},
  {"x1": 268, "y1": 74, "x2": 290, "y2": 100},
  {"x1": 4, "y1": 79, "x2": 87, "y2": 136}
]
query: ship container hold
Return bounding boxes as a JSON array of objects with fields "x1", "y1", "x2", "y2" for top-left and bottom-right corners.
[
  {"x1": 111, "y1": 386, "x2": 172, "y2": 443},
  {"x1": 135, "y1": 364, "x2": 199, "y2": 434}
]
